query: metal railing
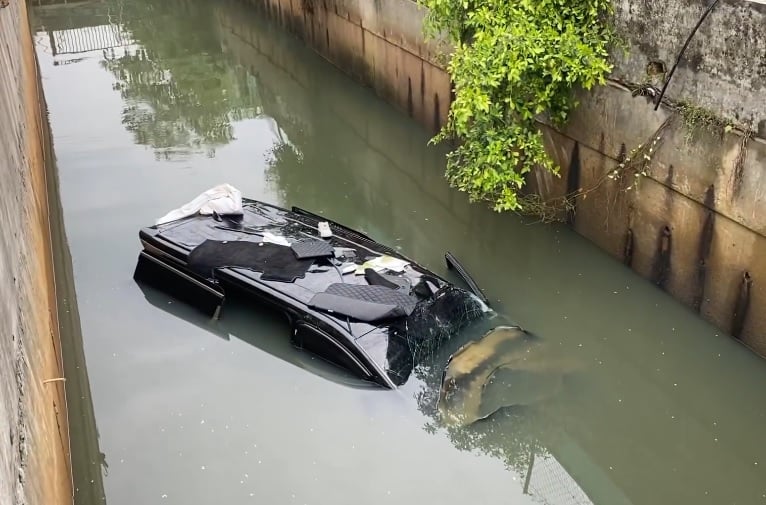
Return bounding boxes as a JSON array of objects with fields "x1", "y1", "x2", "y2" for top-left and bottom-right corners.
[{"x1": 48, "y1": 23, "x2": 129, "y2": 55}]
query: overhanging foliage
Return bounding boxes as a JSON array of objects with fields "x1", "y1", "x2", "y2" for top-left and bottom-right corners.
[{"x1": 419, "y1": 0, "x2": 615, "y2": 211}]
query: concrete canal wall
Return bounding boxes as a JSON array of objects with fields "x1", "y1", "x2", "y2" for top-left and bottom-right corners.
[
  {"x1": 0, "y1": 1, "x2": 72, "y2": 504},
  {"x1": 240, "y1": 0, "x2": 766, "y2": 356}
]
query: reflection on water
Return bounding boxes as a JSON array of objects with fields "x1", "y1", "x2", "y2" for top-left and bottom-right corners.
[
  {"x1": 136, "y1": 283, "x2": 377, "y2": 391},
  {"x1": 98, "y1": 1, "x2": 261, "y2": 158},
  {"x1": 41, "y1": 56, "x2": 108, "y2": 503},
  {"x1": 33, "y1": 0, "x2": 766, "y2": 504}
]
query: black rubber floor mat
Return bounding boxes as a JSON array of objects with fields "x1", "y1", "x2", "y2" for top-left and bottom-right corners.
[
  {"x1": 291, "y1": 239, "x2": 334, "y2": 259},
  {"x1": 326, "y1": 283, "x2": 417, "y2": 315},
  {"x1": 188, "y1": 240, "x2": 313, "y2": 282}
]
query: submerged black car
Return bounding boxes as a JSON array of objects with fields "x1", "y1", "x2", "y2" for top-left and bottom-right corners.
[{"x1": 133, "y1": 198, "x2": 491, "y2": 388}]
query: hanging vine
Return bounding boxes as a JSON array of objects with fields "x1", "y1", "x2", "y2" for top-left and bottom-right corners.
[
  {"x1": 418, "y1": 0, "x2": 615, "y2": 211},
  {"x1": 520, "y1": 116, "x2": 674, "y2": 223}
]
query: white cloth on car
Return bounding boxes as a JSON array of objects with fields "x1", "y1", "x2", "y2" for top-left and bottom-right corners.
[{"x1": 156, "y1": 184, "x2": 243, "y2": 225}]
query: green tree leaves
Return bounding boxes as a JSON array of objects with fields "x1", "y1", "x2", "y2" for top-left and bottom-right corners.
[{"x1": 420, "y1": 0, "x2": 614, "y2": 211}]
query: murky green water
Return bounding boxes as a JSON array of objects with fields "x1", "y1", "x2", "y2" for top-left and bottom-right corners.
[{"x1": 33, "y1": 1, "x2": 766, "y2": 504}]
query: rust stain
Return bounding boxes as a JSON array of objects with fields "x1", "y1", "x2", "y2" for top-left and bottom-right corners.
[
  {"x1": 407, "y1": 76, "x2": 413, "y2": 117},
  {"x1": 665, "y1": 163, "x2": 675, "y2": 188},
  {"x1": 732, "y1": 271, "x2": 752, "y2": 339},
  {"x1": 652, "y1": 225, "x2": 672, "y2": 289},
  {"x1": 693, "y1": 185, "x2": 716, "y2": 313},
  {"x1": 623, "y1": 228, "x2": 634, "y2": 267},
  {"x1": 597, "y1": 131, "x2": 605, "y2": 176},
  {"x1": 420, "y1": 61, "x2": 425, "y2": 106},
  {"x1": 617, "y1": 142, "x2": 627, "y2": 163},
  {"x1": 566, "y1": 142, "x2": 581, "y2": 226}
]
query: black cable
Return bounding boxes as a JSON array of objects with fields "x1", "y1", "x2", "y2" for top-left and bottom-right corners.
[{"x1": 654, "y1": 0, "x2": 722, "y2": 111}]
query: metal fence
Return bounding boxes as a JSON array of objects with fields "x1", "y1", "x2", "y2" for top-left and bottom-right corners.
[{"x1": 49, "y1": 23, "x2": 129, "y2": 55}]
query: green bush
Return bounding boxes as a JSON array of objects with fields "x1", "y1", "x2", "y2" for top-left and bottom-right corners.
[{"x1": 419, "y1": 0, "x2": 615, "y2": 211}]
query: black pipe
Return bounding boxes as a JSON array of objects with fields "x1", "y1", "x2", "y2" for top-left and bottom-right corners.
[{"x1": 654, "y1": 0, "x2": 722, "y2": 111}]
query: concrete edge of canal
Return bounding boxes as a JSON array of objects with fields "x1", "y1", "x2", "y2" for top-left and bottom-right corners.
[
  {"x1": 239, "y1": 0, "x2": 766, "y2": 357},
  {"x1": 0, "y1": 1, "x2": 84, "y2": 503}
]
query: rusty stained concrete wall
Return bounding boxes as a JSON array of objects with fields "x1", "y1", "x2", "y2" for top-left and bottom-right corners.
[
  {"x1": 0, "y1": 1, "x2": 73, "y2": 504},
  {"x1": 534, "y1": 95, "x2": 766, "y2": 354},
  {"x1": 240, "y1": 0, "x2": 766, "y2": 356},
  {"x1": 245, "y1": 0, "x2": 452, "y2": 135}
]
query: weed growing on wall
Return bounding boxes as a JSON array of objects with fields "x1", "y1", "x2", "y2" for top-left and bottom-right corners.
[
  {"x1": 419, "y1": 0, "x2": 615, "y2": 211},
  {"x1": 675, "y1": 101, "x2": 734, "y2": 143}
]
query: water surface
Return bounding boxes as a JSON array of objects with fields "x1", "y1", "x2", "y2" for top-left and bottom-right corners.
[{"x1": 33, "y1": 1, "x2": 766, "y2": 504}]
